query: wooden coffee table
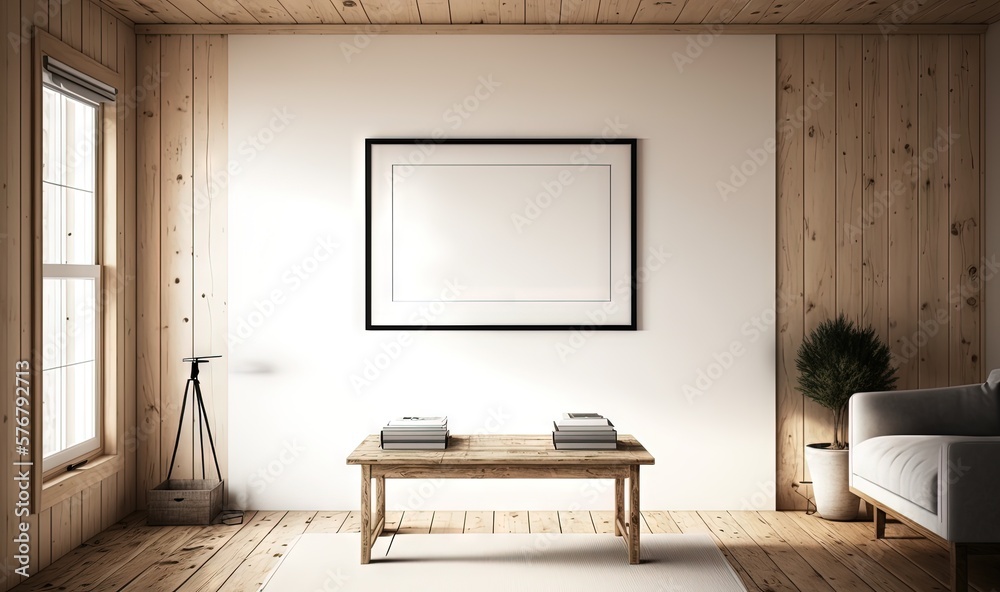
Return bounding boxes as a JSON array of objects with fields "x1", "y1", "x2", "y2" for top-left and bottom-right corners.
[{"x1": 346, "y1": 434, "x2": 655, "y2": 564}]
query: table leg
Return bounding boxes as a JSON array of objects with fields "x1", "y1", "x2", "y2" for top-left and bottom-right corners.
[
  {"x1": 375, "y1": 475, "x2": 386, "y2": 537},
  {"x1": 614, "y1": 478, "x2": 625, "y2": 536},
  {"x1": 361, "y1": 464, "x2": 371, "y2": 564},
  {"x1": 629, "y1": 465, "x2": 640, "y2": 564}
]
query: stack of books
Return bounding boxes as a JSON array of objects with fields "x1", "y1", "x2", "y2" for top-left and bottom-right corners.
[
  {"x1": 552, "y1": 413, "x2": 617, "y2": 450},
  {"x1": 380, "y1": 416, "x2": 449, "y2": 450}
]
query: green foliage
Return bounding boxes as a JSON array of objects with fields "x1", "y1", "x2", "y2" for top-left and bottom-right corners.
[{"x1": 795, "y1": 314, "x2": 898, "y2": 448}]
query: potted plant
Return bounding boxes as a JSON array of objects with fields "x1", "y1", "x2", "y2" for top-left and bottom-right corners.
[{"x1": 796, "y1": 314, "x2": 897, "y2": 520}]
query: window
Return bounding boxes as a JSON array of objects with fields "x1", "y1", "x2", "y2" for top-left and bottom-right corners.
[{"x1": 40, "y1": 76, "x2": 102, "y2": 472}]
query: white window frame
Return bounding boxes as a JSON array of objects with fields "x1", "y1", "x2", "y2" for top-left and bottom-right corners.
[
  {"x1": 40, "y1": 81, "x2": 105, "y2": 474},
  {"x1": 30, "y1": 30, "x2": 125, "y2": 499},
  {"x1": 40, "y1": 265, "x2": 103, "y2": 471}
]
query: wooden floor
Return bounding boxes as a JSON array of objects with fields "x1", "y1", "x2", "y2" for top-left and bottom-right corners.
[{"x1": 11, "y1": 510, "x2": 1000, "y2": 592}]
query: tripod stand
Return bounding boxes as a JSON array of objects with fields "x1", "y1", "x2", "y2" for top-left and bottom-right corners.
[{"x1": 167, "y1": 355, "x2": 223, "y2": 481}]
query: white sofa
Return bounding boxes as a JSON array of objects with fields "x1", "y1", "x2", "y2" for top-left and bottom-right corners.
[{"x1": 849, "y1": 369, "x2": 1000, "y2": 592}]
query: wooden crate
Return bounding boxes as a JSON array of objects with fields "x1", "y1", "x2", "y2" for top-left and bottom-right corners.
[{"x1": 148, "y1": 479, "x2": 224, "y2": 525}]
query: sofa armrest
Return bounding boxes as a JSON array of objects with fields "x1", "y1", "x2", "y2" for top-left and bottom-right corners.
[
  {"x1": 944, "y1": 438, "x2": 1000, "y2": 542},
  {"x1": 849, "y1": 382, "x2": 1000, "y2": 448}
]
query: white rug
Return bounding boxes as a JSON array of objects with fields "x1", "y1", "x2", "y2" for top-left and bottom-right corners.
[{"x1": 261, "y1": 533, "x2": 747, "y2": 592}]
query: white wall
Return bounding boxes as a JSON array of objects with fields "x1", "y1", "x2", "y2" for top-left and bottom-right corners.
[
  {"x1": 228, "y1": 35, "x2": 777, "y2": 511},
  {"x1": 987, "y1": 24, "x2": 1000, "y2": 373}
]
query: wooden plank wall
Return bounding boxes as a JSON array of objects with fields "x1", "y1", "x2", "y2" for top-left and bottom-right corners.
[
  {"x1": 0, "y1": 1, "x2": 137, "y2": 589},
  {"x1": 135, "y1": 34, "x2": 229, "y2": 509},
  {"x1": 776, "y1": 33, "x2": 985, "y2": 510}
]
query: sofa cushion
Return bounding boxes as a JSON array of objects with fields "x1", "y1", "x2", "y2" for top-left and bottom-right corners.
[{"x1": 853, "y1": 435, "x2": 979, "y2": 514}]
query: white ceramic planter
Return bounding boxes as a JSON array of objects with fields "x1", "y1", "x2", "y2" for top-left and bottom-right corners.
[{"x1": 804, "y1": 443, "x2": 859, "y2": 521}]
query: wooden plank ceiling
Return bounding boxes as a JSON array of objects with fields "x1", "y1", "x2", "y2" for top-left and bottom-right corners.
[{"x1": 100, "y1": 0, "x2": 1000, "y2": 25}]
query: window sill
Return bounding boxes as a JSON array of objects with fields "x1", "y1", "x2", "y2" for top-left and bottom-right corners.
[{"x1": 40, "y1": 453, "x2": 122, "y2": 512}]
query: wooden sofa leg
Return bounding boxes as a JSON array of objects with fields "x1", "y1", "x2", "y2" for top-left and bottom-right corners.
[
  {"x1": 950, "y1": 543, "x2": 968, "y2": 592},
  {"x1": 874, "y1": 507, "x2": 886, "y2": 539}
]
